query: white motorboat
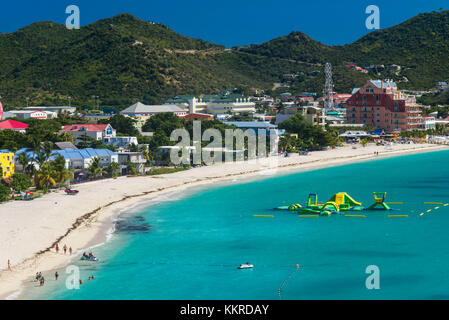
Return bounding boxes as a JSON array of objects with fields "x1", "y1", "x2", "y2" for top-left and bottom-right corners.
[{"x1": 237, "y1": 263, "x2": 254, "y2": 269}]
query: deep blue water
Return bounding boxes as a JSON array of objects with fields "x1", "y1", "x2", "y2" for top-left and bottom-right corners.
[{"x1": 23, "y1": 150, "x2": 449, "y2": 300}]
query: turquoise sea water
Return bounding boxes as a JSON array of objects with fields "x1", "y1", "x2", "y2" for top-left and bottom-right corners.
[{"x1": 23, "y1": 150, "x2": 449, "y2": 300}]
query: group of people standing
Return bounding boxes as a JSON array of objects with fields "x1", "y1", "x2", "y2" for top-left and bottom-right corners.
[
  {"x1": 55, "y1": 243, "x2": 72, "y2": 255},
  {"x1": 35, "y1": 272, "x2": 45, "y2": 286}
]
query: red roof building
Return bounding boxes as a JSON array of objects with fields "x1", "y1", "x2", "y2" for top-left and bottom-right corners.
[
  {"x1": 346, "y1": 80, "x2": 425, "y2": 131},
  {"x1": 63, "y1": 124, "x2": 110, "y2": 132},
  {"x1": 0, "y1": 119, "x2": 29, "y2": 131},
  {"x1": 181, "y1": 113, "x2": 214, "y2": 120},
  {"x1": 62, "y1": 124, "x2": 116, "y2": 144}
]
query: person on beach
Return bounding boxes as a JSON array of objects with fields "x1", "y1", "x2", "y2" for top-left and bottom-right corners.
[
  {"x1": 69, "y1": 247, "x2": 73, "y2": 255},
  {"x1": 55, "y1": 244, "x2": 59, "y2": 254},
  {"x1": 63, "y1": 244, "x2": 67, "y2": 254},
  {"x1": 55, "y1": 271, "x2": 59, "y2": 281},
  {"x1": 7, "y1": 259, "x2": 11, "y2": 271}
]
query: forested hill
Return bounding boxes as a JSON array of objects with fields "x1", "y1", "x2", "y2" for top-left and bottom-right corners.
[
  {"x1": 1, "y1": 11, "x2": 448, "y2": 109},
  {"x1": 238, "y1": 10, "x2": 449, "y2": 90}
]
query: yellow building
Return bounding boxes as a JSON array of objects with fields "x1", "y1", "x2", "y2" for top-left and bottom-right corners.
[{"x1": 0, "y1": 152, "x2": 15, "y2": 178}]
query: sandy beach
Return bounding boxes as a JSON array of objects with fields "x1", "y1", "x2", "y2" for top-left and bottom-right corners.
[{"x1": 0, "y1": 143, "x2": 447, "y2": 299}]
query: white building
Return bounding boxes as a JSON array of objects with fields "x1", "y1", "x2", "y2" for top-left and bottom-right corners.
[
  {"x1": 166, "y1": 94, "x2": 256, "y2": 115},
  {"x1": 25, "y1": 106, "x2": 76, "y2": 114},
  {"x1": 103, "y1": 136, "x2": 139, "y2": 148},
  {"x1": 7, "y1": 110, "x2": 58, "y2": 120},
  {"x1": 423, "y1": 116, "x2": 436, "y2": 130}
]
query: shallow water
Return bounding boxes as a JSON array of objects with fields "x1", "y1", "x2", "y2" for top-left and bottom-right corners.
[{"x1": 23, "y1": 150, "x2": 449, "y2": 300}]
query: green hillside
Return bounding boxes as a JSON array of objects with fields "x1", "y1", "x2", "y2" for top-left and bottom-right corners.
[{"x1": 0, "y1": 11, "x2": 448, "y2": 109}]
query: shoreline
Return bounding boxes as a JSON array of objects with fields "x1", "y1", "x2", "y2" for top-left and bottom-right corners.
[{"x1": 1, "y1": 143, "x2": 448, "y2": 300}]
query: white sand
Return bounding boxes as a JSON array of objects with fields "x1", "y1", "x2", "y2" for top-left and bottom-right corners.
[{"x1": 0, "y1": 143, "x2": 447, "y2": 299}]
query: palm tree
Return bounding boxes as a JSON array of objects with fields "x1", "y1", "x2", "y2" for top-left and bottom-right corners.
[
  {"x1": 127, "y1": 161, "x2": 137, "y2": 176},
  {"x1": 279, "y1": 135, "x2": 296, "y2": 152},
  {"x1": 360, "y1": 138, "x2": 369, "y2": 147},
  {"x1": 139, "y1": 145, "x2": 152, "y2": 165},
  {"x1": 17, "y1": 153, "x2": 30, "y2": 174},
  {"x1": 51, "y1": 155, "x2": 72, "y2": 186},
  {"x1": 36, "y1": 150, "x2": 48, "y2": 167},
  {"x1": 35, "y1": 163, "x2": 57, "y2": 193},
  {"x1": 106, "y1": 162, "x2": 121, "y2": 178},
  {"x1": 88, "y1": 157, "x2": 107, "y2": 180}
]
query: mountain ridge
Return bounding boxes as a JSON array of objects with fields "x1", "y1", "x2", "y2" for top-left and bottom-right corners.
[{"x1": 0, "y1": 11, "x2": 448, "y2": 109}]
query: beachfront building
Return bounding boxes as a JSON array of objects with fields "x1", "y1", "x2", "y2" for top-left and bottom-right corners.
[
  {"x1": 15, "y1": 148, "x2": 118, "y2": 181},
  {"x1": 118, "y1": 152, "x2": 148, "y2": 175},
  {"x1": 62, "y1": 124, "x2": 116, "y2": 145},
  {"x1": 339, "y1": 131, "x2": 372, "y2": 142},
  {"x1": 423, "y1": 116, "x2": 436, "y2": 130},
  {"x1": 0, "y1": 119, "x2": 29, "y2": 133},
  {"x1": 222, "y1": 121, "x2": 284, "y2": 137},
  {"x1": 0, "y1": 151, "x2": 15, "y2": 178},
  {"x1": 345, "y1": 80, "x2": 425, "y2": 131}
]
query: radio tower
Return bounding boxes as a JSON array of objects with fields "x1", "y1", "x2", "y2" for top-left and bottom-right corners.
[{"x1": 322, "y1": 62, "x2": 334, "y2": 130}]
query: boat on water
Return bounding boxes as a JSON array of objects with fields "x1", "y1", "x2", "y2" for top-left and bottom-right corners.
[
  {"x1": 81, "y1": 253, "x2": 98, "y2": 262},
  {"x1": 237, "y1": 263, "x2": 254, "y2": 269}
]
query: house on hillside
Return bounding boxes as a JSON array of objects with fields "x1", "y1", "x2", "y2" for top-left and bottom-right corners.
[{"x1": 62, "y1": 124, "x2": 116, "y2": 145}]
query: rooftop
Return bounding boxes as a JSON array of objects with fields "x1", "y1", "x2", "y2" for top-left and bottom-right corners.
[
  {"x1": 63, "y1": 124, "x2": 109, "y2": 132},
  {"x1": 223, "y1": 121, "x2": 277, "y2": 129},
  {"x1": 0, "y1": 119, "x2": 29, "y2": 130},
  {"x1": 15, "y1": 148, "x2": 117, "y2": 161},
  {"x1": 121, "y1": 102, "x2": 186, "y2": 114}
]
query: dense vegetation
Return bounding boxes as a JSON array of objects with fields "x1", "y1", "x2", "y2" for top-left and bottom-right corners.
[
  {"x1": 278, "y1": 114, "x2": 337, "y2": 151},
  {"x1": 1, "y1": 11, "x2": 449, "y2": 109},
  {"x1": 239, "y1": 10, "x2": 449, "y2": 92}
]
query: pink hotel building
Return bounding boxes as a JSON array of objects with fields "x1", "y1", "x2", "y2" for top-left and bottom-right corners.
[{"x1": 345, "y1": 80, "x2": 425, "y2": 131}]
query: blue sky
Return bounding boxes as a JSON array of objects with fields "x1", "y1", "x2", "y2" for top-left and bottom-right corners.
[{"x1": 0, "y1": 0, "x2": 446, "y2": 46}]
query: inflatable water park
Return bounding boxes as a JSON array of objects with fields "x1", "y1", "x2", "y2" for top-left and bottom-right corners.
[{"x1": 275, "y1": 192, "x2": 396, "y2": 216}]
